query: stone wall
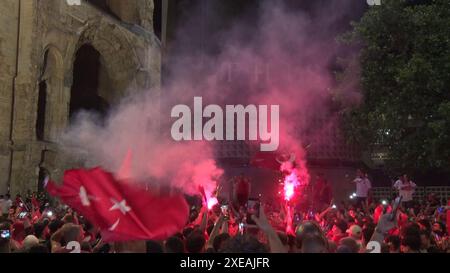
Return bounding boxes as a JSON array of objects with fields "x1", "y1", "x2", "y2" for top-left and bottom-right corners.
[{"x1": 0, "y1": 0, "x2": 161, "y2": 195}]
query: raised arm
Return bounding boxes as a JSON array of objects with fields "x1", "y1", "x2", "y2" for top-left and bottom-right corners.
[
  {"x1": 316, "y1": 206, "x2": 333, "y2": 222},
  {"x1": 221, "y1": 218, "x2": 229, "y2": 234},
  {"x1": 251, "y1": 206, "x2": 287, "y2": 253},
  {"x1": 50, "y1": 224, "x2": 67, "y2": 252},
  {"x1": 199, "y1": 207, "x2": 208, "y2": 233},
  {"x1": 206, "y1": 214, "x2": 225, "y2": 250},
  {"x1": 348, "y1": 174, "x2": 356, "y2": 184},
  {"x1": 367, "y1": 212, "x2": 397, "y2": 252}
]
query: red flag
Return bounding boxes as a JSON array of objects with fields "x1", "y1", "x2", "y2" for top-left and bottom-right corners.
[
  {"x1": 46, "y1": 167, "x2": 189, "y2": 242},
  {"x1": 31, "y1": 196, "x2": 40, "y2": 210},
  {"x1": 31, "y1": 209, "x2": 42, "y2": 224},
  {"x1": 198, "y1": 185, "x2": 207, "y2": 205}
]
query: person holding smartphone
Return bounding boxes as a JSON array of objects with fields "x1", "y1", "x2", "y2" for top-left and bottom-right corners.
[
  {"x1": 393, "y1": 174, "x2": 416, "y2": 210},
  {"x1": 349, "y1": 169, "x2": 372, "y2": 209},
  {"x1": 0, "y1": 222, "x2": 12, "y2": 253}
]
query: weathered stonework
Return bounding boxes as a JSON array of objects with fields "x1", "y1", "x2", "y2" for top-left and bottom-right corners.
[{"x1": 0, "y1": 0, "x2": 161, "y2": 195}]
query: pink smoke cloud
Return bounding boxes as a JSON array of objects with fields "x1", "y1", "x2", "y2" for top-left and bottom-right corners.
[{"x1": 61, "y1": 1, "x2": 362, "y2": 197}]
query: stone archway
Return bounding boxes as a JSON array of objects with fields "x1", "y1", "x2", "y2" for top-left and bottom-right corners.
[
  {"x1": 86, "y1": 0, "x2": 154, "y2": 31},
  {"x1": 49, "y1": 17, "x2": 158, "y2": 176},
  {"x1": 67, "y1": 21, "x2": 142, "y2": 113},
  {"x1": 69, "y1": 44, "x2": 111, "y2": 121}
]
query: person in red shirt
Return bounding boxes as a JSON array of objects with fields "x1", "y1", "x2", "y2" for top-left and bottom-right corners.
[
  {"x1": 374, "y1": 202, "x2": 392, "y2": 224},
  {"x1": 328, "y1": 220, "x2": 348, "y2": 244},
  {"x1": 10, "y1": 221, "x2": 26, "y2": 251},
  {"x1": 31, "y1": 193, "x2": 40, "y2": 210}
]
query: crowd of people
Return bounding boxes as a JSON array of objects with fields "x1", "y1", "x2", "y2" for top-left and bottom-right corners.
[{"x1": 0, "y1": 171, "x2": 449, "y2": 254}]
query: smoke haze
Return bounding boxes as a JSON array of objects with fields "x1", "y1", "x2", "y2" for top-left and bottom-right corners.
[{"x1": 62, "y1": 0, "x2": 366, "y2": 195}]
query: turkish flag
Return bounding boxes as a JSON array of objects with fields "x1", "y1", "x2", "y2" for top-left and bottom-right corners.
[
  {"x1": 31, "y1": 197, "x2": 40, "y2": 210},
  {"x1": 46, "y1": 167, "x2": 189, "y2": 242}
]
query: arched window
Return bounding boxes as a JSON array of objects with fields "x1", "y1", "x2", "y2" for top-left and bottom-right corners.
[
  {"x1": 36, "y1": 81, "x2": 47, "y2": 141},
  {"x1": 153, "y1": 0, "x2": 162, "y2": 39},
  {"x1": 70, "y1": 44, "x2": 110, "y2": 122}
]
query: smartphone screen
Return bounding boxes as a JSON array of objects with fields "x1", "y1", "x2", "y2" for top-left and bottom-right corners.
[
  {"x1": 1, "y1": 230, "x2": 10, "y2": 239},
  {"x1": 18, "y1": 212, "x2": 27, "y2": 219},
  {"x1": 238, "y1": 222, "x2": 245, "y2": 235}
]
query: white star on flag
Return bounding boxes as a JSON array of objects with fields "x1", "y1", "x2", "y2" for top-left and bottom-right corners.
[
  {"x1": 109, "y1": 198, "x2": 131, "y2": 215},
  {"x1": 79, "y1": 186, "x2": 98, "y2": 206}
]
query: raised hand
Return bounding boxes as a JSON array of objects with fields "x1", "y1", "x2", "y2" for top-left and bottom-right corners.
[
  {"x1": 376, "y1": 212, "x2": 398, "y2": 235},
  {"x1": 251, "y1": 206, "x2": 272, "y2": 233}
]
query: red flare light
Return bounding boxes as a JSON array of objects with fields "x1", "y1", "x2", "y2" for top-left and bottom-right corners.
[
  {"x1": 207, "y1": 196, "x2": 218, "y2": 210},
  {"x1": 199, "y1": 185, "x2": 218, "y2": 210},
  {"x1": 283, "y1": 172, "x2": 299, "y2": 201}
]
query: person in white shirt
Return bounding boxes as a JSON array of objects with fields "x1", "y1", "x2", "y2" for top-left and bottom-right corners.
[
  {"x1": 350, "y1": 169, "x2": 372, "y2": 209},
  {"x1": 393, "y1": 174, "x2": 416, "y2": 209}
]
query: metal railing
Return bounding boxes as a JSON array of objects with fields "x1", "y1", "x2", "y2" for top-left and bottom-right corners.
[{"x1": 371, "y1": 186, "x2": 450, "y2": 202}]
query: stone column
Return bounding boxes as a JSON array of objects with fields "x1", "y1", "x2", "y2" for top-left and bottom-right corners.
[
  {"x1": 8, "y1": 0, "x2": 41, "y2": 195},
  {"x1": 0, "y1": 1, "x2": 20, "y2": 194}
]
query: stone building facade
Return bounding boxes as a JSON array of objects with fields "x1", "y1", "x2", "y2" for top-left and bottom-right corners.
[{"x1": 0, "y1": 0, "x2": 161, "y2": 195}]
